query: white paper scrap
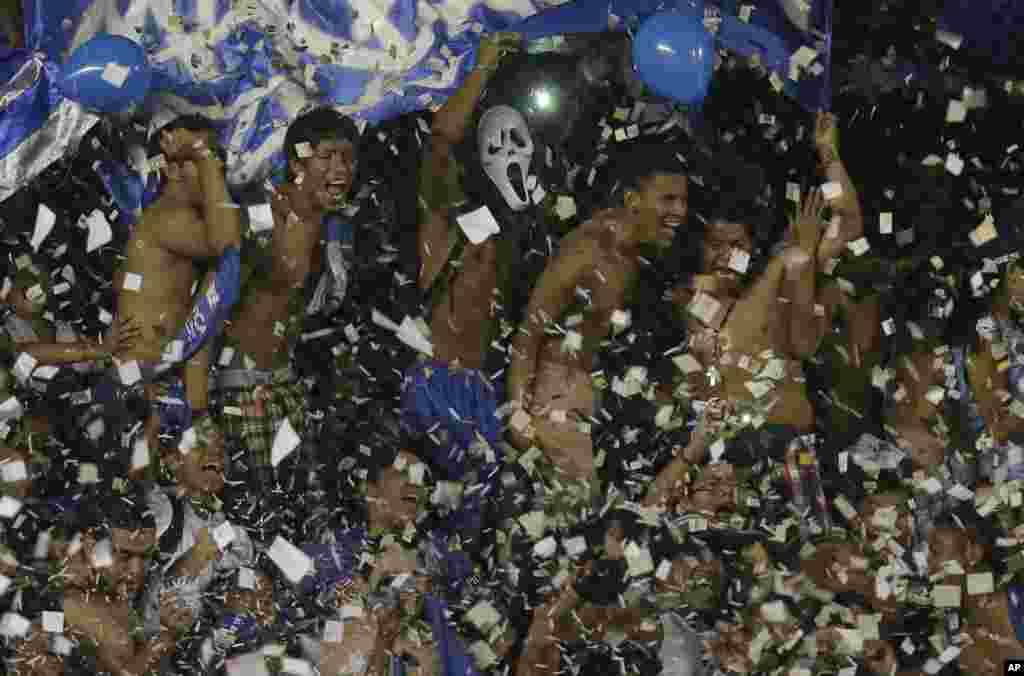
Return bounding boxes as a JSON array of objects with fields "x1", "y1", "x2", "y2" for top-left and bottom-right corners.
[
  {"x1": 271, "y1": 418, "x2": 302, "y2": 467},
  {"x1": 0, "y1": 496, "x2": 22, "y2": 519},
  {"x1": 123, "y1": 272, "x2": 143, "y2": 292},
  {"x1": 212, "y1": 522, "x2": 236, "y2": 550},
  {"x1": 118, "y1": 360, "x2": 142, "y2": 386},
  {"x1": 0, "y1": 613, "x2": 30, "y2": 638},
  {"x1": 42, "y1": 611, "x2": 64, "y2": 633},
  {"x1": 248, "y1": 204, "x2": 275, "y2": 233},
  {"x1": 101, "y1": 62, "x2": 130, "y2": 87},
  {"x1": 456, "y1": 206, "x2": 501, "y2": 245},
  {"x1": 821, "y1": 181, "x2": 843, "y2": 200},
  {"x1": 32, "y1": 204, "x2": 56, "y2": 252},
  {"x1": 946, "y1": 99, "x2": 967, "y2": 123},
  {"x1": 267, "y1": 536, "x2": 314, "y2": 584},
  {"x1": 86, "y1": 210, "x2": 113, "y2": 253}
]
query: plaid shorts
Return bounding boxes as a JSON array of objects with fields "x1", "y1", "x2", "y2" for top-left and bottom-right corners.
[
  {"x1": 782, "y1": 433, "x2": 831, "y2": 534},
  {"x1": 216, "y1": 378, "x2": 308, "y2": 469}
]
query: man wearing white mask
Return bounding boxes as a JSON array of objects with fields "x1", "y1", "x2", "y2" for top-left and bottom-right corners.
[{"x1": 401, "y1": 33, "x2": 525, "y2": 491}]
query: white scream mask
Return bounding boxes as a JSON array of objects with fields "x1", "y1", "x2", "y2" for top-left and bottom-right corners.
[{"x1": 478, "y1": 105, "x2": 535, "y2": 212}]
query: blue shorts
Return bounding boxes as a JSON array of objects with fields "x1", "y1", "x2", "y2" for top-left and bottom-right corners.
[
  {"x1": 400, "y1": 360, "x2": 501, "y2": 479},
  {"x1": 1010, "y1": 584, "x2": 1024, "y2": 644},
  {"x1": 93, "y1": 370, "x2": 192, "y2": 446},
  {"x1": 299, "y1": 527, "x2": 367, "y2": 597}
]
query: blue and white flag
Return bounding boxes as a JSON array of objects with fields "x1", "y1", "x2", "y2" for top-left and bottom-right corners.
[
  {"x1": 20, "y1": 0, "x2": 560, "y2": 194},
  {"x1": 0, "y1": 48, "x2": 99, "y2": 203}
]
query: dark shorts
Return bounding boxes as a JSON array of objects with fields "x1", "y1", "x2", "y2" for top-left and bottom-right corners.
[{"x1": 215, "y1": 377, "x2": 308, "y2": 470}]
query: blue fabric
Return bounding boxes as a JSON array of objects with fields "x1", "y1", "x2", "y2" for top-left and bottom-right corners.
[
  {"x1": 155, "y1": 378, "x2": 192, "y2": 444},
  {"x1": 16, "y1": 0, "x2": 540, "y2": 196},
  {"x1": 1010, "y1": 584, "x2": 1024, "y2": 644},
  {"x1": 300, "y1": 527, "x2": 367, "y2": 595},
  {"x1": 400, "y1": 360, "x2": 501, "y2": 477},
  {"x1": 217, "y1": 613, "x2": 259, "y2": 643},
  {"x1": 401, "y1": 361, "x2": 504, "y2": 550},
  {"x1": 425, "y1": 594, "x2": 480, "y2": 676},
  {"x1": 169, "y1": 246, "x2": 242, "y2": 364},
  {"x1": 0, "y1": 50, "x2": 68, "y2": 158},
  {"x1": 93, "y1": 157, "x2": 147, "y2": 223},
  {"x1": 325, "y1": 214, "x2": 355, "y2": 246}
]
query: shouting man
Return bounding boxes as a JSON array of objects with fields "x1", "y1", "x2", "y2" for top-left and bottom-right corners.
[{"x1": 215, "y1": 108, "x2": 359, "y2": 484}]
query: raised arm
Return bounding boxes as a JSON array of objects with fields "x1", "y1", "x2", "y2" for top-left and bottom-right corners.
[
  {"x1": 814, "y1": 112, "x2": 864, "y2": 265},
  {"x1": 154, "y1": 128, "x2": 241, "y2": 259},
  {"x1": 781, "y1": 188, "x2": 825, "y2": 359},
  {"x1": 418, "y1": 35, "x2": 514, "y2": 291},
  {"x1": 195, "y1": 154, "x2": 242, "y2": 256}
]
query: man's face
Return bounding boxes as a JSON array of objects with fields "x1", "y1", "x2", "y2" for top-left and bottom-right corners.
[
  {"x1": 292, "y1": 139, "x2": 357, "y2": 212},
  {"x1": 367, "y1": 450, "x2": 420, "y2": 530},
  {"x1": 927, "y1": 527, "x2": 968, "y2": 576},
  {"x1": 177, "y1": 432, "x2": 226, "y2": 497},
  {"x1": 628, "y1": 173, "x2": 688, "y2": 248},
  {"x1": 701, "y1": 221, "x2": 753, "y2": 282},
  {"x1": 688, "y1": 463, "x2": 737, "y2": 513}
]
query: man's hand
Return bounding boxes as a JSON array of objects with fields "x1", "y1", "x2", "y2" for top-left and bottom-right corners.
[
  {"x1": 272, "y1": 179, "x2": 325, "y2": 226},
  {"x1": 814, "y1": 111, "x2": 839, "y2": 162},
  {"x1": 788, "y1": 187, "x2": 824, "y2": 255},
  {"x1": 106, "y1": 316, "x2": 142, "y2": 358},
  {"x1": 477, "y1": 32, "x2": 521, "y2": 70},
  {"x1": 160, "y1": 127, "x2": 217, "y2": 163}
]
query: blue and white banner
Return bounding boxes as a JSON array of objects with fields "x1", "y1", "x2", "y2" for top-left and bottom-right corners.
[
  {"x1": 164, "y1": 244, "x2": 242, "y2": 366},
  {"x1": 0, "y1": 48, "x2": 99, "y2": 203},
  {"x1": 20, "y1": 0, "x2": 563, "y2": 193}
]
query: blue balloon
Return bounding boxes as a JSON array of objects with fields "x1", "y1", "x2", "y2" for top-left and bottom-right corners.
[
  {"x1": 632, "y1": 11, "x2": 713, "y2": 105},
  {"x1": 60, "y1": 34, "x2": 152, "y2": 113}
]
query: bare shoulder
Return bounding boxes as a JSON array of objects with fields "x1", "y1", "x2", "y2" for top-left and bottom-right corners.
[{"x1": 562, "y1": 208, "x2": 630, "y2": 258}]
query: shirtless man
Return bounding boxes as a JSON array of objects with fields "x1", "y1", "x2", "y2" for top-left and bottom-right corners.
[
  {"x1": 401, "y1": 33, "x2": 520, "y2": 485},
  {"x1": 506, "y1": 144, "x2": 689, "y2": 479},
  {"x1": 216, "y1": 107, "x2": 358, "y2": 473},
  {"x1": 644, "y1": 189, "x2": 828, "y2": 527},
  {"x1": 115, "y1": 116, "x2": 240, "y2": 449}
]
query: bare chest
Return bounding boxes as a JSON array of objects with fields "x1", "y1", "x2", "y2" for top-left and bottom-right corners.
[{"x1": 577, "y1": 253, "x2": 636, "y2": 316}]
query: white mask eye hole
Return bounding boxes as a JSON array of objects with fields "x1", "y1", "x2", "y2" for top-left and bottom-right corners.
[{"x1": 509, "y1": 129, "x2": 528, "y2": 148}]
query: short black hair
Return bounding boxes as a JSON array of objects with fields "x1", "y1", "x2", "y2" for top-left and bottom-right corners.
[
  {"x1": 283, "y1": 107, "x2": 361, "y2": 167},
  {"x1": 611, "y1": 138, "x2": 691, "y2": 197}
]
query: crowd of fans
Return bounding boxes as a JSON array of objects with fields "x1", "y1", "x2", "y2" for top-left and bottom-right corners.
[{"x1": 0, "y1": 21, "x2": 1022, "y2": 676}]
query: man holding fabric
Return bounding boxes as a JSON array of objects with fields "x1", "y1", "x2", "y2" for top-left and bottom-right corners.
[
  {"x1": 214, "y1": 108, "x2": 358, "y2": 482},
  {"x1": 114, "y1": 117, "x2": 240, "y2": 473}
]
